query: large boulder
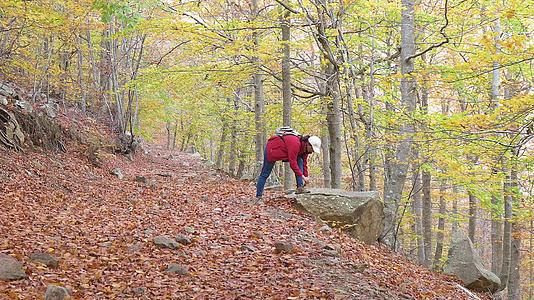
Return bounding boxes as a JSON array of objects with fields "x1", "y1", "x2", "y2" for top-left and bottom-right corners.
[
  {"x1": 291, "y1": 189, "x2": 384, "y2": 244},
  {"x1": 443, "y1": 231, "x2": 501, "y2": 293},
  {"x1": 0, "y1": 253, "x2": 27, "y2": 281}
]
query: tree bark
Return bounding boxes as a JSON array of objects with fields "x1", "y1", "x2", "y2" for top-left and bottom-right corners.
[
  {"x1": 280, "y1": 2, "x2": 292, "y2": 190},
  {"x1": 321, "y1": 133, "x2": 331, "y2": 188},
  {"x1": 500, "y1": 169, "x2": 512, "y2": 289},
  {"x1": 422, "y1": 170, "x2": 432, "y2": 267},
  {"x1": 216, "y1": 126, "x2": 227, "y2": 170},
  {"x1": 491, "y1": 194, "x2": 503, "y2": 276},
  {"x1": 507, "y1": 166, "x2": 521, "y2": 299},
  {"x1": 433, "y1": 179, "x2": 446, "y2": 269},
  {"x1": 252, "y1": 0, "x2": 265, "y2": 165},
  {"x1": 381, "y1": 0, "x2": 416, "y2": 249},
  {"x1": 411, "y1": 165, "x2": 425, "y2": 265},
  {"x1": 468, "y1": 192, "x2": 477, "y2": 244}
]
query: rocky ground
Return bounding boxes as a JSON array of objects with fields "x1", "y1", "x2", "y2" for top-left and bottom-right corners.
[{"x1": 0, "y1": 141, "x2": 490, "y2": 299}]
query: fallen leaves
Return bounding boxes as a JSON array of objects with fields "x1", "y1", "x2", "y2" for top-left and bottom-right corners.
[{"x1": 0, "y1": 142, "x2": 491, "y2": 299}]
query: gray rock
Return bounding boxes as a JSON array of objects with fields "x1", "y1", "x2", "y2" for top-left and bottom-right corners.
[
  {"x1": 15, "y1": 100, "x2": 32, "y2": 113},
  {"x1": 0, "y1": 253, "x2": 27, "y2": 281},
  {"x1": 135, "y1": 175, "x2": 147, "y2": 183},
  {"x1": 175, "y1": 235, "x2": 191, "y2": 245},
  {"x1": 0, "y1": 95, "x2": 7, "y2": 106},
  {"x1": 110, "y1": 168, "x2": 124, "y2": 180},
  {"x1": 41, "y1": 102, "x2": 58, "y2": 118},
  {"x1": 127, "y1": 242, "x2": 143, "y2": 253},
  {"x1": 29, "y1": 252, "x2": 59, "y2": 268},
  {"x1": 45, "y1": 284, "x2": 70, "y2": 300},
  {"x1": 291, "y1": 189, "x2": 384, "y2": 244},
  {"x1": 240, "y1": 244, "x2": 257, "y2": 252},
  {"x1": 274, "y1": 241, "x2": 294, "y2": 254},
  {"x1": 165, "y1": 263, "x2": 189, "y2": 275},
  {"x1": 132, "y1": 287, "x2": 145, "y2": 295},
  {"x1": 153, "y1": 235, "x2": 180, "y2": 249},
  {"x1": 184, "y1": 226, "x2": 195, "y2": 234},
  {"x1": 0, "y1": 83, "x2": 16, "y2": 96},
  {"x1": 443, "y1": 231, "x2": 501, "y2": 293}
]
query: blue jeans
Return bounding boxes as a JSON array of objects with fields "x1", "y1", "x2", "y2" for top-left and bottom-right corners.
[{"x1": 256, "y1": 150, "x2": 304, "y2": 197}]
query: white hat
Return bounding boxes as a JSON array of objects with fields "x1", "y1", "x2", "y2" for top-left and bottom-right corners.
[{"x1": 308, "y1": 136, "x2": 321, "y2": 154}]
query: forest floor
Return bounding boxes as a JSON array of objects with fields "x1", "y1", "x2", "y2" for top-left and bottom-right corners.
[{"x1": 0, "y1": 135, "x2": 491, "y2": 299}]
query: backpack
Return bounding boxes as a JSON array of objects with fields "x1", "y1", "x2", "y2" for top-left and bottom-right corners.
[{"x1": 275, "y1": 126, "x2": 309, "y2": 142}]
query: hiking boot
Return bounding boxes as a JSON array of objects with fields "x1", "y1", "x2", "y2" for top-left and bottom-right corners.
[{"x1": 295, "y1": 187, "x2": 310, "y2": 194}]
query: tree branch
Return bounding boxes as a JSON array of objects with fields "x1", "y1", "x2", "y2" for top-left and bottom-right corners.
[{"x1": 405, "y1": 0, "x2": 449, "y2": 62}]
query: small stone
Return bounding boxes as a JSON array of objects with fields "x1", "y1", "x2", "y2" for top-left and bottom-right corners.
[
  {"x1": 135, "y1": 175, "x2": 147, "y2": 183},
  {"x1": 201, "y1": 195, "x2": 209, "y2": 201},
  {"x1": 127, "y1": 242, "x2": 143, "y2": 253},
  {"x1": 184, "y1": 226, "x2": 195, "y2": 234},
  {"x1": 153, "y1": 236, "x2": 180, "y2": 249},
  {"x1": 322, "y1": 244, "x2": 336, "y2": 251},
  {"x1": 175, "y1": 235, "x2": 191, "y2": 245},
  {"x1": 132, "y1": 287, "x2": 145, "y2": 295},
  {"x1": 220, "y1": 235, "x2": 230, "y2": 241},
  {"x1": 274, "y1": 241, "x2": 294, "y2": 254},
  {"x1": 165, "y1": 263, "x2": 189, "y2": 276},
  {"x1": 44, "y1": 284, "x2": 70, "y2": 300},
  {"x1": 110, "y1": 168, "x2": 124, "y2": 180},
  {"x1": 0, "y1": 253, "x2": 27, "y2": 281},
  {"x1": 0, "y1": 95, "x2": 7, "y2": 105},
  {"x1": 323, "y1": 249, "x2": 339, "y2": 257},
  {"x1": 213, "y1": 208, "x2": 222, "y2": 213},
  {"x1": 29, "y1": 252, "x2": 59, "y2": 268},
  {"x1": 240, "y1": 244, "x2": 256, "y2": 252},
  {"x1": 319, "y1": 225, "x2": 332, "y2": 233}
]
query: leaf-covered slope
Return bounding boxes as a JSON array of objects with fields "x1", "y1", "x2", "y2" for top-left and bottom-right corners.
[{"x1": 0, "y1": 145, "x2": 489, "y2": 299}]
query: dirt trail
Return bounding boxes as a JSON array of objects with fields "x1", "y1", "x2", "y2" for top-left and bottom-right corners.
[{"x1": 0, "y1": 145, "x2": 487, "y2": 299}]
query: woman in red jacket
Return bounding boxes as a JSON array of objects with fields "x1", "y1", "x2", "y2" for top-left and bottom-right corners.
[{"x1": 256, "y1": 135, "x2": 321, "y2": 199}]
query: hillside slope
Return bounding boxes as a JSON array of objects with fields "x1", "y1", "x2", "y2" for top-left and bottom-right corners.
[{"x1": 0, "y1": 143, "x2": 489, "y2": 299}]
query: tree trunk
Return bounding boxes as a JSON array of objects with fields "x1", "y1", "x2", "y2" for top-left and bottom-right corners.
[
  {"x1": 324, "y1": 62, "x2": 342, "y2": 189},
  {"x1": 216, "y1": 126, "x2": 227, "y2": 170},
  {"x1": 507, "y1": 167, "x2": 521, "y2": 299},
  {"x1": 252, "y1": 0, "x2": 265, "y2": 165},
  {"x1": 468, "y1": 191, "x2": 477, "y2": 244},
  {"x1": 321, "y1": 133, "x2": 331, "y2": 188},
  {"x1": 166, "y1": 121, "x2": 171, "y2": 150},
  {"x1": 500, "y1": 169, "x2": 512, "y2": 289},
  {"x1": 280, "y1": 3, "x2": 292, "y2": 190},
  {"x1": 491, "y1": 194, "x2": 503, "y2": 276},
  {"x1": 451, "y1": 185, "x2": 459, "y2": 237},
  {"x1": 411, "y1": 165, "x2": 425, "y2": 265},
  {"x1": 433, "y1": 179, "x2": 446, "y2": 269},
  {"x1": 422, "y1": 170, "x2": 432, "y2": 267},
  {"x1": 172, "y1": 120, "x2": 177, "y2": 150},
  {"x1": 77, "y1": 35, "x2": 87, "y2": 113},
  {"x1": 381, "y1": 0, "x2": 416, "y2": 249}
]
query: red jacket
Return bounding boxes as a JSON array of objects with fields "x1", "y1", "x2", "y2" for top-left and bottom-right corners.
[{"x1": 265, "y1": 135, "x2": 309, "y2": 177}]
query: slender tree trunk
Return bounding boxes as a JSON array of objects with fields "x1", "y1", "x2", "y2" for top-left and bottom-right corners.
[
  {"x1": 422, "y1": 170, "x2": 432, "y2": 267},
  {"x1": 500, "y1": 168, "x2": 512, "y2": 289},
  {"x1": 508, "y1": 167, "x2": 521, "y2": 299},
  {"x1": 530, "y1": 219, "x2": 533, "y2": 300},
  {"x1": 280, "y1": 3, "x2": 292, "y2": 190},
  {"x1": 451, "y1": 185, "x2": 459, "y2": 237},
  {"x1": 228, "y1": 96, "x2": 238, "y2": 177},
  {"x1": 77, "y1": 35, "x2": 86, "y2": 113},
  {"x1": 216, "y1": 126, "x2": 227, "y2": 170},
  {"x1": 491, "y1": 194, "x2": 503, "y2": 276},
  {"x1": 166, "y1": 121, "x2": 171, "y2": 149},
  {"x1": 252, "y1": 0, "x2": 265, "y2": 165},
  {"x1": 411, "y1": 165, "x2": 425, "y2": 265},
  {"x1": 321, "y1": 133, "x2": 331, "y2": 188},
  {"x1": 172, "y1": 120, "x2": 177, "y2": 150},
  {"x1": 433, "y1": 179, "x2": 446, "y2": 269},
  {"x1": 468, "y1": 191, "x2": 477, "y2": 244},
  {"x1": 381, "y1": 0, "x2": 416, "y2": 249}
]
